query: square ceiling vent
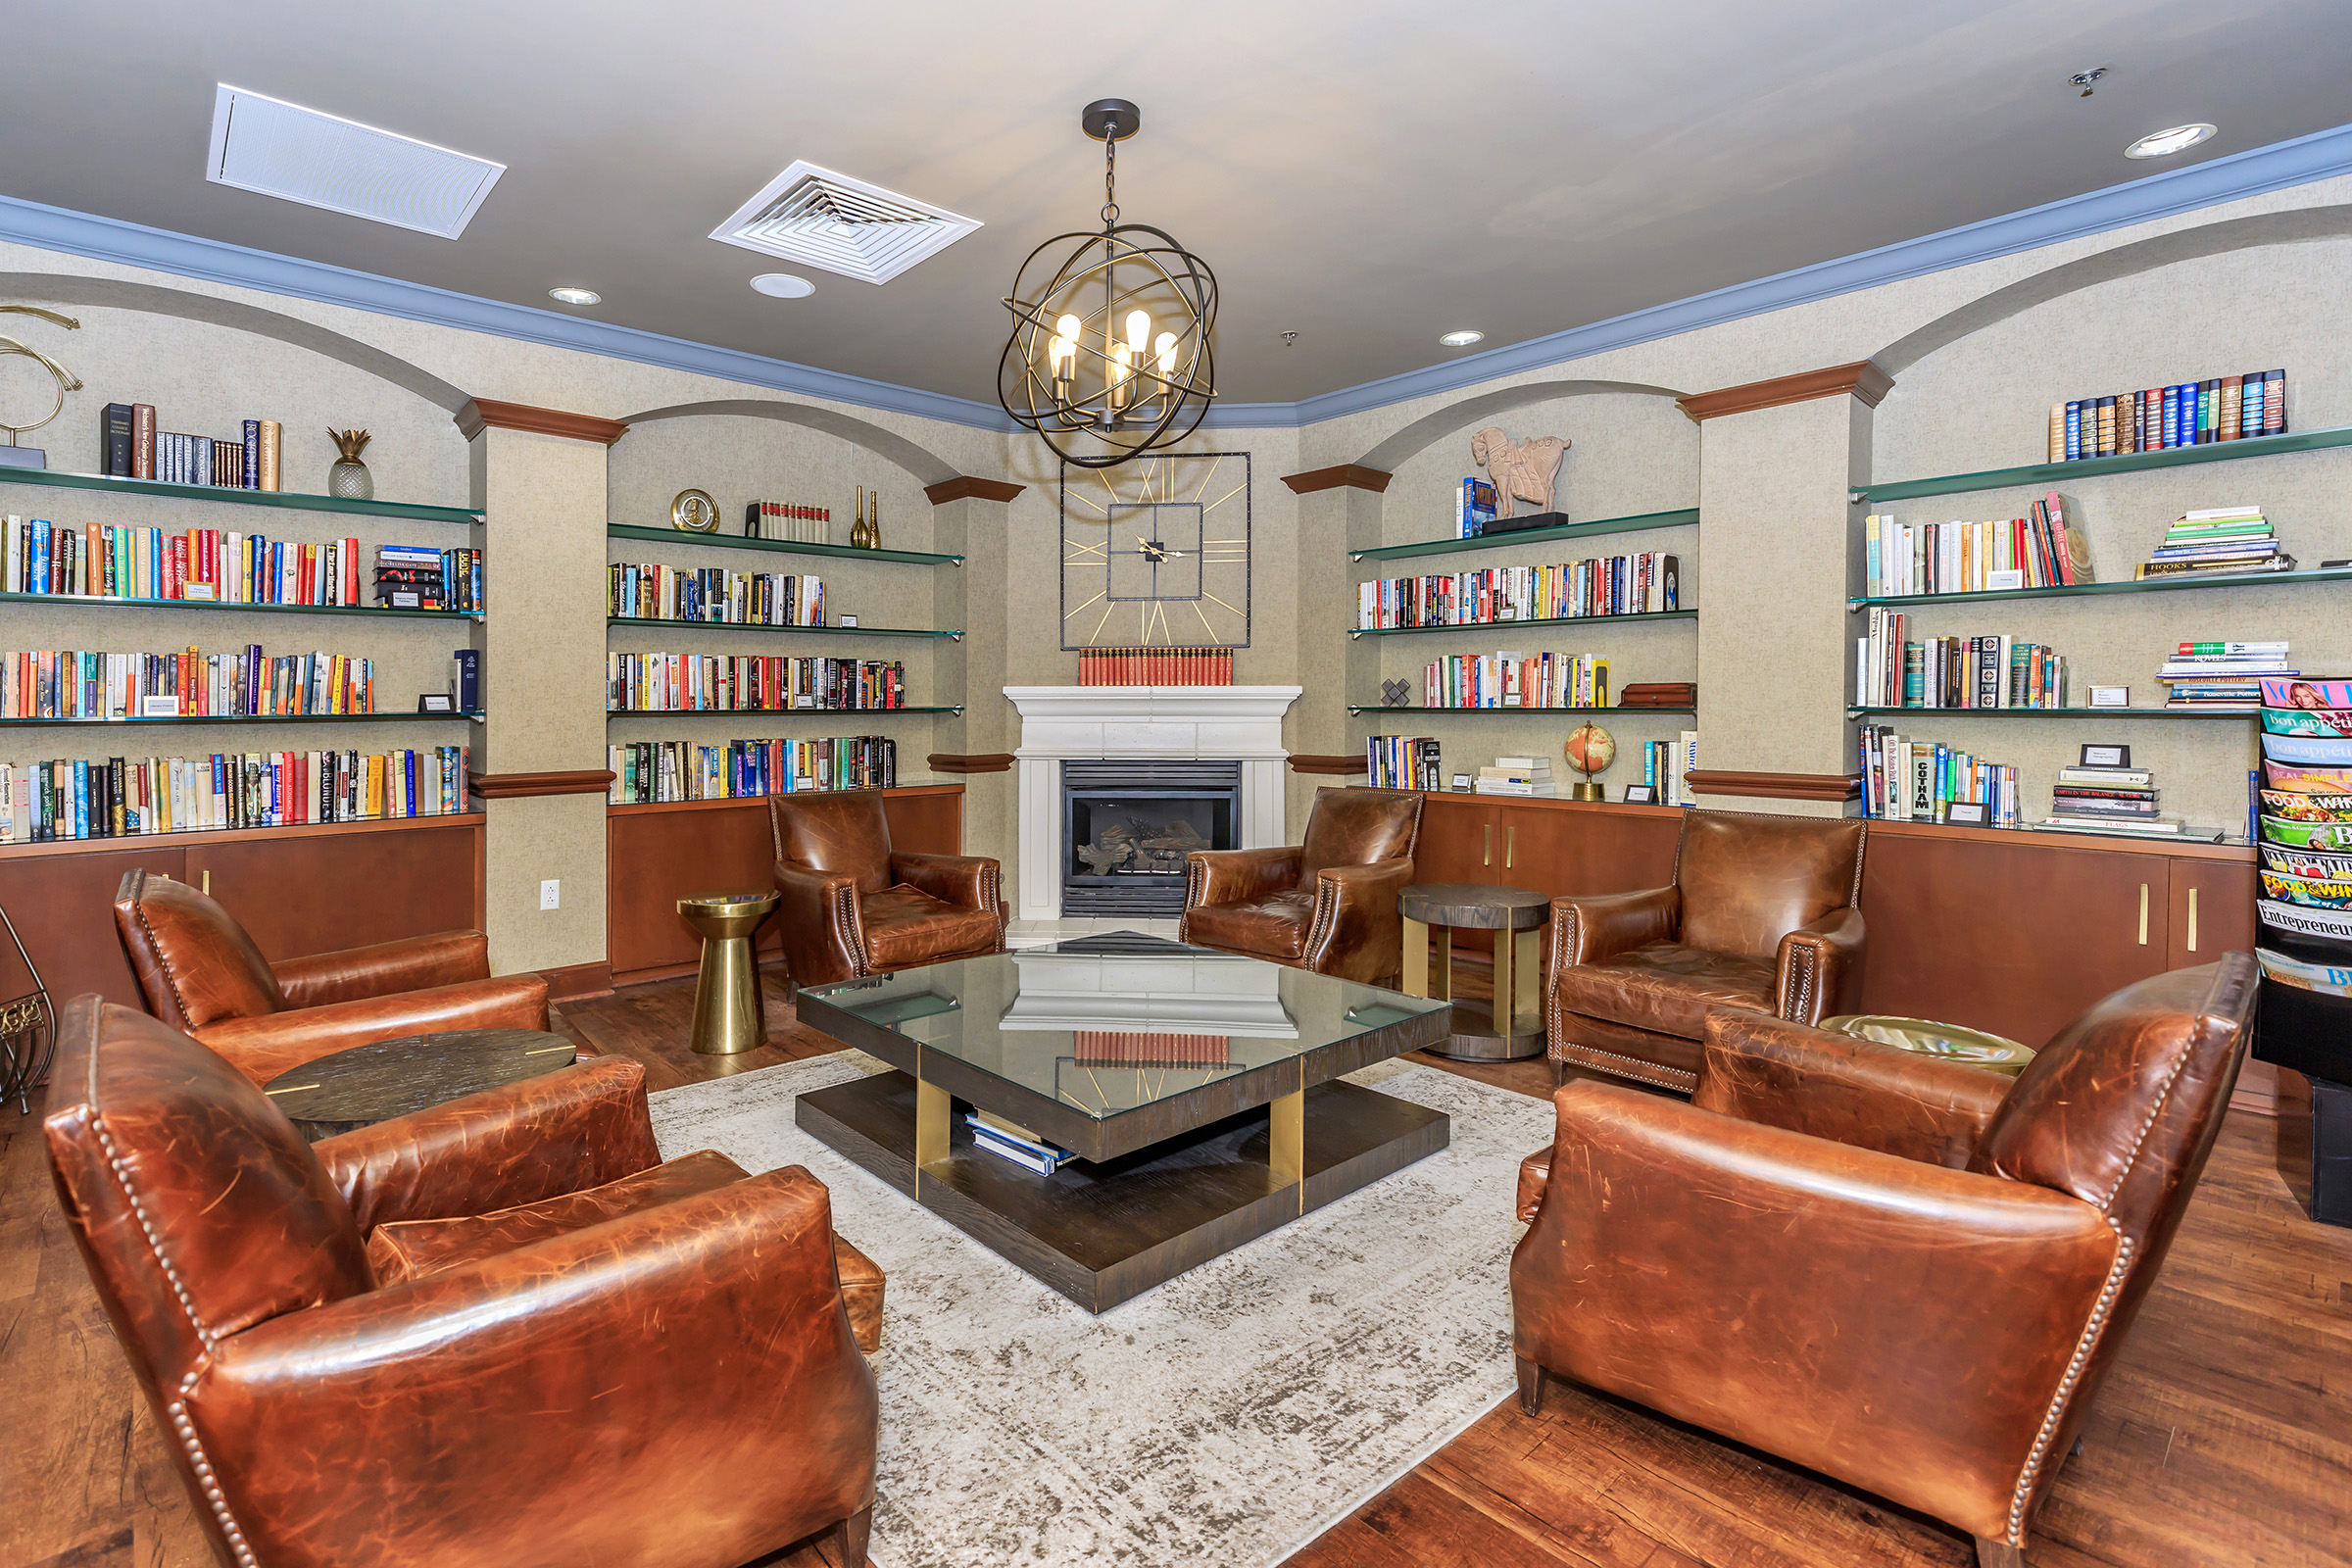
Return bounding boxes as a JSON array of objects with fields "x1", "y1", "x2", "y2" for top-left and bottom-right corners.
[
  {"x1": 709, "y1": 161, "x2": 981, "y2": 285},
  {"x1": 206, "y1": 84, "x2": 505, "y2": 240}
]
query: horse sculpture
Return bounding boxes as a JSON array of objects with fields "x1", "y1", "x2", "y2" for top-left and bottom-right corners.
[{"x1": 1471, "y1": 426, "x2": 1570, "y2": 518}]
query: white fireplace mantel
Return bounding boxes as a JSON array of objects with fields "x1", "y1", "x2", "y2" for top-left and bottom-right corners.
[{"x1": 1004, "y1": 684, "x2": 1302, "y2": 922}]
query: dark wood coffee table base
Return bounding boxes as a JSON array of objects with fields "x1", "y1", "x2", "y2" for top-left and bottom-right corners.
[{"x1": 798, "y1": 1070, "x2": 1448, "y2": 1313}]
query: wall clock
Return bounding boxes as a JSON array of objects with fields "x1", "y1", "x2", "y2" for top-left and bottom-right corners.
[{"x1": 1060, "y1": 451, "x2": 1250, "y2": 649}]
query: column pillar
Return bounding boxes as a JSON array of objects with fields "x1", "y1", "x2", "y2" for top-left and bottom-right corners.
[
  {"x1": 1681, "y1": 364, "x2": 1889, "y2": 816},
  {"x1": 923, "y1": 475, "x2": 1022, "y2": 880},
  {"x1": 457, "y1": 399, "x2": 626, "y2": 989},
  {"x1": 1284, "y1": 464, "x2": 1390, "y2": 823}
]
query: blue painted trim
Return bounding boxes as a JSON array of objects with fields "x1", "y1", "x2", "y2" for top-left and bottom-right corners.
[
  {"x1": 0, "y1": 192, "x2": 1015, "y2": 431},
  {"x1": 5, "y1": 119, "x2": 2350, "y2": 437},
  {"x1": 1202, "y1": 119, "x2": 2352, "y2": 430}
]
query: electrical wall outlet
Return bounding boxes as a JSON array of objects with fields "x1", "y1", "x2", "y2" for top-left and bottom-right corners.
[{"x1": 540, "y1": 879, "x2": 562, "y2": 911}]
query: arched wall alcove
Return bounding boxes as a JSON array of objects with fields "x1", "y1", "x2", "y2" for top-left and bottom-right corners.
[
  {"x1": 1355, "y1": 377, "x2": 1690, "y2": 473},
  {"x1": 619, "y1": 397, "x2": 960, "y2": 488}
]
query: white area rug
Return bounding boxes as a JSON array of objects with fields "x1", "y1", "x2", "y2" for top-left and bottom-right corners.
[{"x1": 648, "y1": 1054, "x2": 1552, "y2": 1568}]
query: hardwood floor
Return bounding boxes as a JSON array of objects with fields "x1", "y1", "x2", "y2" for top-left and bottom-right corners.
[{"x1": 6, "y1": 960, "x2": 2346, "y2": 1568}]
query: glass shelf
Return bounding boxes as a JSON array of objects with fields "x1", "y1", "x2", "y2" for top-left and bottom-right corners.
[
  {"x1": 0, "y1": 465, "x2": 481, "y2": 524},
  {"x1": 607, "y1": 615, "x2": 956, "y2": 638},
  {"x1": 1849, "y1": 566, "x2": 2352, "y2": 610},
  {"x1": 1348, "y1": 704, "x2": 1695, "y2": 716},
  {"x1": 0, "y1": 591, "x2": 480, "y2": 621},
  {"x1": 0, "y1": 710, "x2": 483, "y2": 728},
  {"x1": 607, "y1": 707, "x2": 962, "y2": 718},
  {"x1": 1857, "y1": 423, "x2": 2352, "y2": 504},
  {"x1": 1350, "y1": 609, "x2": 1696, "y2": 637},
  {"x1": 608, "y1": 524, "x2": 962, "y2": 567},
  {"x1": 1847, "y1": 707, "x2": 2252, "y2": 719},
  {"x1": 1349, "y1": 508, "x2": 1699, "y2": 564}
]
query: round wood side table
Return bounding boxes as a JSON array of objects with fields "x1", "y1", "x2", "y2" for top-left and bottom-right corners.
[
  {"x1": 1397, "y1": 883, "x2": 1550, "y2": 1061},
  {"x1": 262, "y1": 1028, "x2": 578, "y2": 1142},
  {"x1": 679, "y1": 890, "x2": 782, "y2": 1054}
]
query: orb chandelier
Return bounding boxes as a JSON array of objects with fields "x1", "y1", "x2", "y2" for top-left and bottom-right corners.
[{"x1": 999, "y1": 99, "x2": 1217, "y2": 469}]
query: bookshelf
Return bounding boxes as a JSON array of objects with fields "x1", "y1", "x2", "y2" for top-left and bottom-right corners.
[
  {"x1": 0, "y1": 710, "x2": 483, "y2": 728},
  {"x1": 607, "y1": 706, "x2": 963, "y2": 718},
  {"x1": 1846, "y1": 706, "x2": 2251, "y2": 720},
  {"x1": 1349, "y1": 507, "x2": 1698, "y2": 564},
  {"x1": 1348, "y1": 704, "x2": 1695, "y2": 716},
  {"x1": 1855, "y1": 422, "x2": 2352, "y2": 503},
  {"x1": 608, "y1": 615, "x2": 956, "y2": 639},
  {"x1": 607, "y1": 523, "x2": 962, "y2": 567},
  {"x1": 0, "y1": 466, "x2": 481, "y2": 524},
  {"x1": 1352, "y1": 609, "x2": 1696, "y2": 638},
  {"x1": 2, "y1": 591, "x2": 480, "y2": 622},
  {"x1": 1848, "y1": 566, "x2": 2352, "y2": 610}
]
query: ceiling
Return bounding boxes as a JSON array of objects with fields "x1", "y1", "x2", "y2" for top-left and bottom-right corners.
[{"x1": 4, "y1": 0, "x2": 2349, "y2": 409}]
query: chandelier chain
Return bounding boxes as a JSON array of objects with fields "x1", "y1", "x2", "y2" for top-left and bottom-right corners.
[{"x1": 1101, "y1": 131, "x2": 1119, "y2": 229}]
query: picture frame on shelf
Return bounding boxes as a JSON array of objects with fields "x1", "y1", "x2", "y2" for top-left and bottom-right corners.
[
  {"x1": 1624, "y1": 784, "x2": 1657, "y2": 804},
  {"x1": 418, "y1": 694, "x2": 455, "y2": 713},
  {"x1": 1947, "y1": 802, "x2": 1990, "y2": 826},
  {"x1": 839, "y1": 614, "x2": 858, "y2": 627},
  {"x1": 138, "y1": 695, "x2": 179, "y2": 718},
  {"x1": 2081, "y1": 744, "x2": 2132, "y2": 768},
  {"x1": 2090, "y1": 687, "x2": 2130, "y2": 708}
]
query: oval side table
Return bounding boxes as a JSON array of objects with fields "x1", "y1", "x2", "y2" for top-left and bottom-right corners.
[
  {"x1": 679, "y1": 891, "x2": 782, "y2": 1054},
  {"x1": 1398, "y1": 882, "x2": 1550, "y2": 1061}
]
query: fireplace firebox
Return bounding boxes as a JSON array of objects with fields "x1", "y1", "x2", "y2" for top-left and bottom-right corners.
[{"x1": 1060, "y1": 760, "x2": 1243, "y2": 916}]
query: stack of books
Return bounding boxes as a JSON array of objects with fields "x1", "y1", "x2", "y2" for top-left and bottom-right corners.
[
  {"x1": 1356, "y1": 552, "x2": 1680, "y2": 628},
  {"x1": 2134, "y1": 506, "x2": 2294, "y2": 580},
  {"x1": 1864, "y1": 494, "x2": 2087, "y2": 597},
  {"x1": 1618, "y1": 681, "x2": 1696, "y2": 709},
  {"x1": 99, "y1": 404, "x2": 283, "y2": 490},
  {"x1": 2161, "y1": 640, "x2": 2294, "y2": 711},
  {"x1": 1473, "y1": 755, "x2": 1555, "y2": 797},
  {"x1": 1421, "y1": 651, "x2": 1608, "y2": 709},
  {"x1": 1856, "y1": 612, "x2": 2068, "y2": 709},
  {"x1": 965, "y1": 1112, "x2": 1077, "y2": 1176},
  {"x1": 744, "y1": 501, "x2": 831, "y2": 542},
  {"x1": 1637, "y1": 740, "x2": 1692, "y2": 806},
  {"x1": 1365, "y1": 734, "x2": 1441, "y2": 791},
  {"x1": 2047, "y1": 371, "x2": 2286, "y2": 462},
  {"x1": 2040, "y1": 760, "x2": 2179, "y2": 836},
  {"x1": 1857, "y1": 726, "x2": 2020, "y2": 825},
  {"x1": 374, "y1": 546, "x2": 449, "y2": 610},
  {"x1": 1454, "y1": 477, "x2": 1496, "y2": 538}
]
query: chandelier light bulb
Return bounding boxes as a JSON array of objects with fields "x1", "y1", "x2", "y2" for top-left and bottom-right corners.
[
  {"x1": 1055, "y1": 312, "x2": 1083, "y2": 343},
  {"x1": 1126, "y1": 310, "x2": 1152, "y2": 354},
  {"x1": 1154, "y1": 330, "x2": 1179, "y2": 377}
]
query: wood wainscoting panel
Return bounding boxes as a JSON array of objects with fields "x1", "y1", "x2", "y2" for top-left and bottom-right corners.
[
  {"x1": 0, "y1": 843, "x2": 185, "y2": 1009},
  {"x1": 606, "y1": 786, "x2": 965, "y2": 985},
  {"x1": 186, "y1": 817, "x2": 484, "y2": 967},
  {"x1": 1414, "y1": 794, "x2": 1685, "y2": 955},
  {"x1": 540, "y1": 960, "x2": 614, "y2": 1003}
]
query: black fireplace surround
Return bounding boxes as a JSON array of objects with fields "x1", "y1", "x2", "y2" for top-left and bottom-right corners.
[{"x1": 1061, "y1": 760, "x2": 1243, "y2": 915}]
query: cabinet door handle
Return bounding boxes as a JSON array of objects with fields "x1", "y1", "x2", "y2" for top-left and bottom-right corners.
[
  {"x1": 2137, "y1": 883, "x2": 2149, "y2": 946},
  {"x1": 201, "y1": 869, "x2": 211, "y2": 896},
  {"x1": 1505, "y1": 824, "x2": 1516, "y2": 869},
  {"x1": 2187, "y1": 887, "x2": 2199, "y2": 953},
  {"x1": 1483, "y1": 823, "x2": 1492, "y2": 867}
]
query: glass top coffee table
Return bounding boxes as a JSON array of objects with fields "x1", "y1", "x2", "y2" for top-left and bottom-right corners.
[{"x1": 792, "y1": 932, "x2": 1453, "y2": 1312}]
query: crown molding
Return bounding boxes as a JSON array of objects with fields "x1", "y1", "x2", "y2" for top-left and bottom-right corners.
[
  {"x1": 1280, "y1": 464, "x2": 1393, "y2": 495},
  {"x1": 923, "y1": 475, "x2": 1026, "y2": 505},
  {"x1": 6, "y1": 119, "x2": 2349, "y2": 440},
  {"x1": 1677, "y1": 361, "x2": 1893, "y2": 421},
  {"x1": 456, "y1": 398, "x2": 630, "y2": 445}
]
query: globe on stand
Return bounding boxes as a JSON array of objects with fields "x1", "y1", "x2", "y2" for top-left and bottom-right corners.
[{"x1": 1564, "y1": 722, "x2": 1616, "y2": 801}]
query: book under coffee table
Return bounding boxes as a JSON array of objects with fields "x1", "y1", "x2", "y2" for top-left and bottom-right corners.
[{"x1": 792, "y1": 932, "x2": 1453, "y2": 1312}]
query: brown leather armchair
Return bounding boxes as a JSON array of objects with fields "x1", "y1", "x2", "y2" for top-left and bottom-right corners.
[
  {"x1": 113, "y1": 868, "x2": 553, "y2": 1087},
  {"x1": 1178, "y1": 787, "x2": 1423, "y2": 984},
  {"x1": 1512, "y1": 956, "x2": 2257, "y2": 1568},
  {"x1": 43, "y1": 996, "x2": 882, "y2": 1568},
  {"x1": 1546, "y1": 808, "x2": 1867, "y2": 1092},
  {"x1": 770, "y1": 789, "x2": 1005, "y2": 987}
]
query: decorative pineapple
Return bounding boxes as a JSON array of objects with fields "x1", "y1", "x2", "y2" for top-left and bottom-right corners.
[{"x1": 326, "y1": 428, "x2": 373, "y2": 500}]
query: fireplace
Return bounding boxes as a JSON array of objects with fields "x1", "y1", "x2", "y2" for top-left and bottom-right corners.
[{"x1": 1060, "y1": 760, "x2": 1242, "y2": 916}]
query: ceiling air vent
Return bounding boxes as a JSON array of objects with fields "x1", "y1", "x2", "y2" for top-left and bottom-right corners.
[
  {"x1": 205, "y1": 84, "x2": 506, "y2": 240},
  {"x1": 709, "y1": 161, "x2": 981, "y2": 285}
]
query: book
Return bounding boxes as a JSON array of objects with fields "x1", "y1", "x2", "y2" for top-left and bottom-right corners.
[{"x1": 100, "y1": 404, "x2": 134, "y2": 477}]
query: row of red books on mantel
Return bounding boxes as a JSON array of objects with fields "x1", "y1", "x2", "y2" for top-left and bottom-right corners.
[{"x1": 1076, "y1": 647, "x2": 1234, "y2": 687}]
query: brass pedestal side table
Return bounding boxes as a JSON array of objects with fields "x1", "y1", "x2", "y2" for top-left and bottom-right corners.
[
  {"x1": 1398, "y1": 883, "x2": 1550, "y2": 1061},
  {"x1": 679, "y1": 891, "x2": 782, "y2": 1054}
]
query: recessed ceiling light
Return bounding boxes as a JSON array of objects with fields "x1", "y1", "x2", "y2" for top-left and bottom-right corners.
[
  {"x1": 2126, "y1": 122, "x2": 2216, "y2": 159},
  {"x1": 750, "y1": 272, "x2": 815, "y2": 299},
  {"x1": 1440, "y1": 329, "x2": 1484, "y2": 348},
  {"x1": 548, "y1": 286, "x2": 601, "y2": 306}
]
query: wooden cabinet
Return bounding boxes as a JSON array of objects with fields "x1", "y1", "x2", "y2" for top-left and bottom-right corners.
[
  {"x1": 0, "y1": 817, "x2": 486, "y2": 1013},
  {"x1": 1412, "y1": 794, "x2": 1684, "y2": 955},
  {"x1": 606, "y1": 786, "x2": 964, "y2": 986}
]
